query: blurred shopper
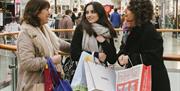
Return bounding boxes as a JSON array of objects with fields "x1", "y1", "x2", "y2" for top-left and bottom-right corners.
[
  {"x1": 71, "y1": 1, "x2": 117, "y2": 65},
  {"x1": 172, "y1": 17, "x2": 178, "y2": 38},
  {"x1": 154, "y1": 13, "x2": 160, "y2": 29},
  {"x1": 110, "y1": 8, "x2": 121, "y2": 28},
  {"x1": 16, "y1": 0, "x2": 70, "y2": 91},
  {"x1": 117, "y1": 0, "x2": 171, "y2": 91},
  {"x1": 59, "y1": 9, "x2": 73, "y2": 42},
  {"x1": 59, "y1": 10, "x2": 73, "y2": 29},
  {"x1": 75, "y1": 12, "x2": 82, "y2": 25},
  {"x1": 71, "y1": 8, "x2": 78, "y2": 25}
]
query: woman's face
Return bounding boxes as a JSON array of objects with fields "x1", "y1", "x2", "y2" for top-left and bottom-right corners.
[
  {"x1": 85, "y1": 5, "x2": 99, "y2": 23},
  {"x1": 125, "y1": 8, "x2": 135, "y2": 28},
  {"x1": 38, "y1": 8, "x2": 50, "y2": 25}
]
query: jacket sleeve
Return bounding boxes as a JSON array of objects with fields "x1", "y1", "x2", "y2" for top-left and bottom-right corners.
[
  {"x1": 70, "y1": 29, "x2": 83, "y2": 61},
  {"x1": 100, "y1": 38, "x2": 117, "y2": 64},
  {"x1": 17, "y1": 31, "x2": 47, "y2": 72},
  {"x1": 58, "y1": 38, "x2": 70, "y2": 53}
]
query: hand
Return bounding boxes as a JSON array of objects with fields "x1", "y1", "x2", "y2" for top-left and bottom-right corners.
[
  {"x1": 118, "y1": 55, "x2": 128, "y2": 65},
  {"x1": 96, "y1": 35, "x2": 105, "y2": 43},
  {"x1": 51, "y1": 55, "x2": 61, "y2": 64},
  {"x1": 99, "y1": 52, "x2": 106, "y2": 63},
  {"x1": 56, "y1": 63, "x2": 65, "y2": 78}
]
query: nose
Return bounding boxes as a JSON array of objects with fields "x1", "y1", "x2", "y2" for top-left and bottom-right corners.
[
  {"x1": 86, "y1": 12, "x2": 92, "y2": 18},
  {"x1": 48, "y1": 10, "x2": 51, "y2": 17},
  {"x1": 48, "y1": 9, "x2": 52, "y2": 15}
]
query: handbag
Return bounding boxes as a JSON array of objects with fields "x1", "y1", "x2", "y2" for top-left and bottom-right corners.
[
  {"x1": 33, "y1": 64, "x2": 53, "y2": 91},
  {"x1": 62, "y1": 56, "x2": 77, "y2": 83},
  {"x1": 116, "y1": 54, "x2": 152, "y2": 91},
  {"x1": 44, "y1": 64, "x2": 53, "y2": 91},
  {"x1": 47, "y1": 57, "x2": 73, "y2": 91}
]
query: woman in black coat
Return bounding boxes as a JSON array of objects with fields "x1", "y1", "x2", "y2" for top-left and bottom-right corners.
[
  {"x1": 117, "y1": 0, "x2": 171, "y2": 91},
  {"x1": 71, "y1": 2, "x2": 117, "y2": 65}
]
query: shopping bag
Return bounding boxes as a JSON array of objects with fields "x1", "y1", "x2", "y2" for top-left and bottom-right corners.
[
  {"x1": 32, "y1": 83, "x2": 44, "y2": 91},
  {"x1": 116, "y1": 64, "x2": 151, "y2": 91},
  {"x1": 62, "y1": 56, "x2": 77, "y2": 83},
  {"x1": 47, "y1": 57, "x2": 73, "y2": 91},
  {"x1": 71, "y1": 51, "x2": 116, "y2": 91},
  {"x1": 84, "y1": 52, "x2": 116, "y2": 91},
  {"x1": 44, "y1": 64, "x2": 53, "y2": 91},
  {"x1": 71, "y1": 51, "x2": 88, "y2": 91},
  {"x1": 33, "y1": 64, "x2": 53, "y2": 91}
]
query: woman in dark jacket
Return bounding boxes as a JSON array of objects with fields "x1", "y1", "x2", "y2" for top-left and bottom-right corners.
[
  {"x1": 117, "y1": 0, "x2": 171, "y2": 91},
  {"x1": 71, "y1": 2, "x2": 117, "y2": 65}
]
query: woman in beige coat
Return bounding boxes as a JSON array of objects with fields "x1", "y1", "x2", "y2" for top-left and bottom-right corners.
[{"x1": 16, "y1": 0, "x2": 70, "y2": 91}]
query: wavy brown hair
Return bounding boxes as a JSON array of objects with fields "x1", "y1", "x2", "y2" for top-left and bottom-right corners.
[
  {"x1": 22, "y1": 0, "x2": 50, "y2": 27},
  {"x1": 127, "y1": 0, "x2": 153, "y2": 26},
  {"x1": 77, "y1": 2, "x2": 117, "y2": 37}
]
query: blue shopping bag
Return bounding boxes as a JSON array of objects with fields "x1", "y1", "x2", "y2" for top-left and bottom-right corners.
[{"x1": 47, "y1": 57, "x2": 72, "y2": 91}]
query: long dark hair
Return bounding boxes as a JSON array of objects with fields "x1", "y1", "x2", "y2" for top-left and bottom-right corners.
[
  {"x1": 22, "y1": 0, "x2": 50, "y2": 27},
  {"x1": 77, "y1": 2, "x2": 116, "y2": 37},
  {"x1": 127, "y1": 0, "x2": 153, "y2": 26}
]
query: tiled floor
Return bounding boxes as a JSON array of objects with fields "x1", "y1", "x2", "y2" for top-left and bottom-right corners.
[{"x1": 0, "y1": 32, "x2": 180, "y2": 91}]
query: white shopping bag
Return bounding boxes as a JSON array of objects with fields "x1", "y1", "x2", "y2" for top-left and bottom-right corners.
[
  {"x1": 71, "y1": 51, "x2": 116, "y2": 91},
  {"x1": 84, "y1": 52, "x2": 116, "y2": 91},
  {"x1": 71, "y1": 52, "x2": 88, "y2": 91}
]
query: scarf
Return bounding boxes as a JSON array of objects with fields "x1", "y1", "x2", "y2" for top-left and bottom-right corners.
[
  {"x1": 82, "y1": 23, "x2": 111, "y2": 52},
  {"x1": 22, "y1": 23, "x2": 60, "y2": 57}
]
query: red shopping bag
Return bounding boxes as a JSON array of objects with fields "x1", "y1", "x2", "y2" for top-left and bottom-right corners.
[
  {"x1": 44, "y1": 64, "x2": 53, "y2": 91},
  {"x1": 116, "y1": 64, "x2": 151, "y2": 91}
]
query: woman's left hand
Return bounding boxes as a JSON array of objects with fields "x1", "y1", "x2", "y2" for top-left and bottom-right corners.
[
  {"x1": 96, "y1": 35, "x2": 105, "y2": 43},
  {"x1": 99, "y1": 52, "x2": 106, "y2": 63}
]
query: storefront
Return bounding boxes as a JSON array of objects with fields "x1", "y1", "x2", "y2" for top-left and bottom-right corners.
[{"x1": 159, "y1": 0, "x2": 179, "y2": 28}]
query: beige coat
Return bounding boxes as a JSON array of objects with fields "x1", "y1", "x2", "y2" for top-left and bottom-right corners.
[{"x1": 16, "y1": 23, "x2": 70, "y2": 91}]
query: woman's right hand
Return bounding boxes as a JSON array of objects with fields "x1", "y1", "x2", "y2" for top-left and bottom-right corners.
[
  {"x1": 118, "y1": 54, "x2": 129, "y2": 65},
  {"x1": 51, "y1": 55, "x2": 61, "y2": 64}
]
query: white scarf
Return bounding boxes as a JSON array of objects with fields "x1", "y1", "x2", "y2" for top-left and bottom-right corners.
[{"x1": 82, "y1": 23, "x2": 111, "y2": 52}]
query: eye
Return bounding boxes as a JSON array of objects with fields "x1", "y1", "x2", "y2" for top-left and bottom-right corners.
[
  {"x1": 85, "y1": 11, "x2": 89, "y2": 14},
  {"x1": 91, "y1": 10, "x2": 96, "y2": 14}
]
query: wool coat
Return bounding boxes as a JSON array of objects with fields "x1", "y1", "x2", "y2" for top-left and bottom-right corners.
[
  {"x1": 117, "y1": 22, "x2": 171, "y2": 91},
  {"x1": 16, "y1": 23, "x2": 70, "y2": 91}
]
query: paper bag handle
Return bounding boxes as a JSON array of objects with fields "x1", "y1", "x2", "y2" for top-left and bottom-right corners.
[{"x1": 128, "y1": 54, "x2": 143, "y2": 66}]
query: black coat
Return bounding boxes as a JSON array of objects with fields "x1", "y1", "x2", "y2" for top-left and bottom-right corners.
[
  {"x1": 117, "y1": 22, "x2": 171, "y2": 91},
  {"x1": 71, "y1": 26, "x2": 117, "y2": 65}
]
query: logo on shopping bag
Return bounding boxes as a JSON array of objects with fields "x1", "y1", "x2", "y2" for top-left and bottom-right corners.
[{"x1": 84, "y1": 55, "x2": 93, "y2": 62}]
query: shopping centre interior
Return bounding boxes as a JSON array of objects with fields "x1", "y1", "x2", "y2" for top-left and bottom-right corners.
[{"x1": 0, "y1": 0, "x2": 180, "y2": 91}]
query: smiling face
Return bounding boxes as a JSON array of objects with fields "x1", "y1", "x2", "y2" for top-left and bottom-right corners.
[
  {"x1": 125, "y1": 8, "x2": 136, "y2": 28},
  {"x1": 85, "y1": 5, "x2": 99, "y2": 23},
  {"x1": 38, "y1": 7, "x2": 50, "y2": 25}
]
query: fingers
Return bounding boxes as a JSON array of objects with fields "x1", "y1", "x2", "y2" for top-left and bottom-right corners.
[
  {"x1": 118, "y1": 55, "x2": 128, "y2": 65},
  {"x1": 99, "y1": 52, "x2": 106, "y2": 63},
  {"x1": 96, "y1": 35, "x2": 105, "y2": 43},
  {"x1": 56, "y1": 63, "x2": 65, "y2": 78},
  {"x1": 51, "y1": 55, "x2": 61, "y2": 64}
]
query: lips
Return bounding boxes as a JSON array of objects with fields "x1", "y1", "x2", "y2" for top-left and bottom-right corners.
[{"x1": 126, "y1": 19, "x2": 133, "y2": 22}]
